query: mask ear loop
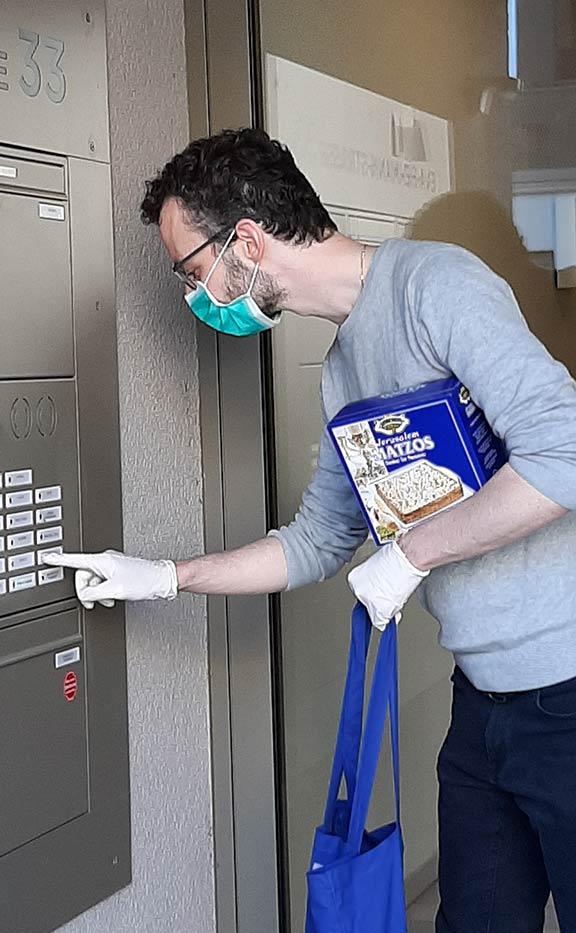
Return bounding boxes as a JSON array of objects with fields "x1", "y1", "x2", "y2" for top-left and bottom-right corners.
[
  {"x1": 204, "y1": 229, "x2": 237, "y2": 288},
  {"x1": 246, "y1": 261, "x2": 259, "y2": 296}
]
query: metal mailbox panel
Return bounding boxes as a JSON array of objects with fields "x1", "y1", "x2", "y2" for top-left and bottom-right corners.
[
  {"x1": 0, "y1": 605, "x2": 80, "y2": 644},
  {"x1": 0, "y1": 152, "x2": 66, "y2": 194},
  {"x1": 0, "y1": 188, "x2": 74, "y2": 378},
  {"x1": 0, "y1": 150, "x2": 130, "y2": 933},
  {"x1": 0, "y1": 608, "x2": 87, "y2": 858},
  {"x1": 0, "y1": 0, "x2": 130, "y2": 924}
]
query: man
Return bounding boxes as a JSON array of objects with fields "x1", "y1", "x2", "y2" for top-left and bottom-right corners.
[{"x1": 45, "y1": 128, "x2": 576, "y2": 932}]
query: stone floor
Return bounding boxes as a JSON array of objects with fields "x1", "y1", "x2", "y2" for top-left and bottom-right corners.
[{"x1": 406, "y1": 882, "x2": 560, "y2": 932}]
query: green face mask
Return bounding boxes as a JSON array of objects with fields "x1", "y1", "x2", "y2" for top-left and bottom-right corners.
[{"x1": 185, "y1": 231, "x2": 281, "y2": 337}]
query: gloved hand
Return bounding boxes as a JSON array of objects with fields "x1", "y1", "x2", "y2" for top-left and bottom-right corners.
[
  {"x1": 41, "y1": 549, "x2": 179, "y2": 610},
  {"x1": 347, "y1": 540, "x2": 429, "y2": 630}
]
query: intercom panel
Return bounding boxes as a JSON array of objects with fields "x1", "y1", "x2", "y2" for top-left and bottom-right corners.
[
  {"x1": 0, "y1": 2, "x2": 131, "y2": 931},
  {"x1": 0, "y1": 380, "x2": 81, "y2": 613}
]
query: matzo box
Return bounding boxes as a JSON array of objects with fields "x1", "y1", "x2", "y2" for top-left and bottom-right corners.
[{"x1": 328, "y1": 377, "x2": 506, "y2": 545}]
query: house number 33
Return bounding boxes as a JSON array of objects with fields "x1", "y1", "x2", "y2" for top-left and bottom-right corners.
[{"x1": 18, "y1": 28, "x2": 67, "y2": 104}]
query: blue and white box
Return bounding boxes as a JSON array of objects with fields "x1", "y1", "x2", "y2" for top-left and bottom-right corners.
[{"x1": 328, "y1": 377, "x2": 506, "y2": 545}]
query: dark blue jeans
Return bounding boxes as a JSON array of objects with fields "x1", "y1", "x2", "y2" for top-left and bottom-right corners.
[{"x1": 436, "y1": 666, "x2": 576, "y2": 933}]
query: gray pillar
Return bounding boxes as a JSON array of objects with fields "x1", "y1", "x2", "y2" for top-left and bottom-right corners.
[{"x1": 62, "y1": 0, "x2": 216, "y2": 929}]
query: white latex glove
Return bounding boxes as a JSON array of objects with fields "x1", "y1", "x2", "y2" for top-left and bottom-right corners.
[
  {"x1": 347, "y1": 540, "x2": 429, "y2": 630},
  {"x1": 41, "y1": 549, "x2": 179, "y2": 610}
]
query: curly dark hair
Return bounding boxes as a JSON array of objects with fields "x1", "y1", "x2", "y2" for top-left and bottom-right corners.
[{"x1": 140, "y1": 127, "x2": 337, "y2": 245}]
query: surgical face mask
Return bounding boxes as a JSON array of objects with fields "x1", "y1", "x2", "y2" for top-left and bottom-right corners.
[{"x1": 185, "y1": 230, "x2": 282, "y2": 337}]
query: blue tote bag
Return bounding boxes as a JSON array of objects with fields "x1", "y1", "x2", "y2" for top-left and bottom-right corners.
[{"x1": 305, "y1": 602, "x2": 407, "y2": 933}]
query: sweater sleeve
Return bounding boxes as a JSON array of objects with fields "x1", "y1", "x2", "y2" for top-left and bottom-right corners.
[
  {"x1": 409, "y1": 246, "x2": 576, "y2": 510},
  {"x1": 268, "y1": 406, "x2": 368, "y2": 590}
]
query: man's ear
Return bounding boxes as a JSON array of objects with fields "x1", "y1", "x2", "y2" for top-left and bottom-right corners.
[{"x1": 234, "y1": 218, "x2": 266, "y2": 263}]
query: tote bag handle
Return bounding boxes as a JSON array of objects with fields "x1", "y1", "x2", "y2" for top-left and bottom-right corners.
[
  {"x1": 322, "y1": 602, "x2": 372, "y2": 831},
  {"x1": 346, "y1": 612, "x2": 401, "y2": 856}
]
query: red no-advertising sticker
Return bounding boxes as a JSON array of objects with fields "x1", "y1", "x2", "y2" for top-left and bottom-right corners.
[{"x1": 63, "y1": 671, "x2": 78, "y2": 703}]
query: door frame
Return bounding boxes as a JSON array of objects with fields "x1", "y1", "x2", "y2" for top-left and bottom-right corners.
[{"x1": 184, "y1": 1, "x2": 289, "y2": 930}]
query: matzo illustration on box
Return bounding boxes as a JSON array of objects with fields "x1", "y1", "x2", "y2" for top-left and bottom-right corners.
[{"x1": 328, "y1": 377, "x2": 506, "y2": 545}]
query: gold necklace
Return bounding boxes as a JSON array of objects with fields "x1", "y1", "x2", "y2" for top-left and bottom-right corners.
[{"x1": 359, "y1": 243, "x2": 367, "y2": 290}]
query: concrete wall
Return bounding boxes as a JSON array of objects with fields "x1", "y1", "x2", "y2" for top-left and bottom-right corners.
[{"x1": 62, "y1": 1, "x2": 216, "y2": 930}]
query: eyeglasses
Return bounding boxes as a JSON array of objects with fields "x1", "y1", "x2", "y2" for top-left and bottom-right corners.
[{"x1": 172, "y1": 229, "x2": 236, "y2": 289}]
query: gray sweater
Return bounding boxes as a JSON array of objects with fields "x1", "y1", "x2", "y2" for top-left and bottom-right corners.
[{"x1": 270, "y1": 239, "x2": 576, "y2": 692}]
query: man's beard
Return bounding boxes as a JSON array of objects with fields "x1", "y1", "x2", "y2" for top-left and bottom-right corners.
[{"x1": 223, "y1": 251, "x2": 287, "y2": 318}]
